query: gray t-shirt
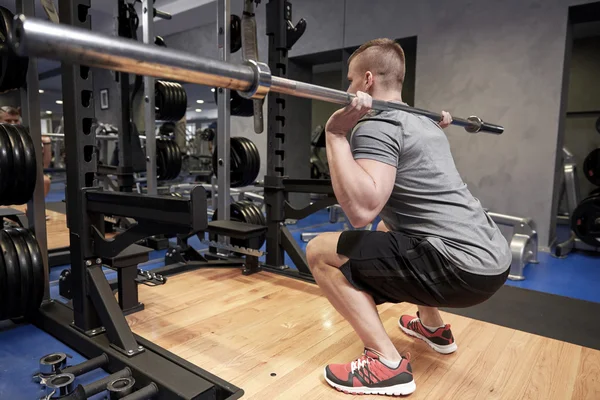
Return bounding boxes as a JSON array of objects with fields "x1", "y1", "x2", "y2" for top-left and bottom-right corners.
[{"x1": 350, "y1": 109, "x2": 511, "y2": 275}]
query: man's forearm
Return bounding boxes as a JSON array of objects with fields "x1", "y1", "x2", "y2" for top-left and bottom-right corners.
[{"x1": 326, "y1": 133, "x2": 378, "y2": 226}]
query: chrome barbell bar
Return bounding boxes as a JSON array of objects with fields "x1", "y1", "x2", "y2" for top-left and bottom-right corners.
[{"x1": 12, "y1": 16, "x2": 503, "y2": 134}]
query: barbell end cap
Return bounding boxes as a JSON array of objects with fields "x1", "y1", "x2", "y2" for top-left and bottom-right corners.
[
  {"x1": 238, "y1": 59, "x2": 271, "y2": 100},
  {"x1": 465, "y1": 116, "x2": 483, "y2": 134}
]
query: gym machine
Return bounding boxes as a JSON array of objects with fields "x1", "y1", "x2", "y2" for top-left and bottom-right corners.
[
  {"x1": 7, "y1": 4, "x2": 505, "y2": 398},
  {"x1": 554, "y1": 147, "x2": 600, "y2": 256}
]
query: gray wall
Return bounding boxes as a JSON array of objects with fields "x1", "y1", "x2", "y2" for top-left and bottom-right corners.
[
  {"x1": 563, "y1": 36, "x2": 600, "y2": 200},
  {"x1": 165, "y1": 0, "x2": 598, "y2": 247},
  {"x1": 312, "y1": 69, "x2": 344, "y2": 129}
]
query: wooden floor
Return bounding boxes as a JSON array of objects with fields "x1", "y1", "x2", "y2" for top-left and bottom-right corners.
[
  {"x1": 2, "y1": 204, "x2": 70, "y2": 250},
  {"x1": 127, "y1": 268, "x2": 600, "y2": 400}
]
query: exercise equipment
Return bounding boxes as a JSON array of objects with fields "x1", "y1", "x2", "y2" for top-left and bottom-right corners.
[
  {"x1": 0, "y1": 124, "x2": 38, "y2": 205},
  {"x1": 107, "y1": 377, "x2": 136, "y2": 399},
  {"x1": 0, "y1": 6, "x2": 28, "y2": 92},
  {"x1": 213, "y1": 87, "x2": 254, "y2": 117},
  {"x1": 211, "y1": 200, "x2": 266, "y2": 249},
  {"x1": 583, "y1": 148, "x2": 600, "y2": 187},
  {"x1": 230, "y1": 14, "x2": 242, "y2": 53},
  {"x1": 0, "y1": 227, "x2": 44, "y2": 321},
  {"x1": 34, "y1": 353, "x2": 110, "y2": 385},
  {"x1": 43, "y1": 373, "x2": 76, "y2": 399},
  {"x1": 571, "y1": 193, "x2": 600, "y2": 247},
  {"x1": 200, "y1": 127, "x2": 216, "y2": 141},
  {"x1": 11, "y1": 17, "x2": 505, "y2": 134},
  {"x1": 156, "y1": 137, "x2": 182, "y2": 180},
  {"x1": 155, "y1": 80, "x2": 187, "y2": 122},
  {"x1": 212, "y1": 136, "x2": 260, "y2": 187}
]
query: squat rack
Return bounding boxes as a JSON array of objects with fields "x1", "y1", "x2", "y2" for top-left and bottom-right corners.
[{"x1": 10, "y1": 1, "x2": 505, "y2": 398}]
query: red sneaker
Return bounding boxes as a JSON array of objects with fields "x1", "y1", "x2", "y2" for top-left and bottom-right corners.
[
  {"x1": 398, "y1": 313, "x2": 457, "y2": 354},
  {"x1": 324, "y1": 348, "x2": 416, "y2": 396}
]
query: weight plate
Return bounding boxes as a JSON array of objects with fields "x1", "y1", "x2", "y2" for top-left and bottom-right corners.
[
  {"x1": 0, "y1": 125, "x2": 14, "y2": 204},
  {"x1": 230, "y1": 140, "x2": 246, "y2": 187},
  {"x1": 0, "y1": 230, "x2": 20, "y2": 319},
  {"x1": 234, "y1": 138, "x2": 252, "y2": 186},
  {"x1": 230, "y1": 138, "x2": 247, "y2": 187},
  {"x1": 3, "y1": 124, "x2": 27, "y2": 205},
  {"x1": 238, "y1": 137, "x2": 260, "y2": 185},
  {"x1": 0, "y1": 230, "x2": 6, "y2": 320},
  {"x1": 240, "y1": 201, "x2": 259, "y2": 225},
  {"x1": 0, "y1": 7, "x2": 28, "y2": 92},
  {"x1": 166, "y1": 140, "x2": 177, "y2": 180},
  {"x1": 15, "y1": 125, "x2": 37, "y2": 204},
  {"x1": 571, "y1": 195, "x2": 600, "y2": 247},
  {"x1": 171, "y1": 141, "x2": 182, "y2": 178},
  {"x1": 244, "y1": 138, "x2": 260, "y2": 186},
  {"x1": 6, "y1": 228, "x2": 31, "y2": 318},
  {"x1": 18, "y1": 227, "x2": 43, "y2": 316},
  {"x1": 156, "y1": 139, "x2": 168, "y2": 180},
  {"x1": 583, "y1": 148, "x2": 600, "y2": 187}
]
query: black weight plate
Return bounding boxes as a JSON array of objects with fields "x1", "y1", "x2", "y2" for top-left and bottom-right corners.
[
  {"x1": 0, "y1": 125, "x2": 14, "y2": 204},
  {"x1": 17, "y1": 227, "x2": 43, "y2": 316},
  {"x1": 240, "y1": 201, "x2": 260, "y2": 225},
  {"x1": 230, "y1": 138, "x2": 248, "y2": 186},
  {"x1": 583, "y1": 148, "x2": 600, "y2": 187},
  {"x1": 230, "y1": 140, "x2": 246, "y2": 187},
  {"x1": 164, "y1": 139, "x2": 175, "y2": 180},
  {"x1": 0, "y1": 230, "x2": 20, "y2": 319},
  {"x1": 234, "y1": 138, "x2": 252, "y2": 186},
  {"x1": 571, "y1": 195, "x2": 600, "y2": 247},
  {"x1": 3, "y1": 124, "x2": 27, "y2": 205},
  {"x1": 250, "y1": 202, "x2": 266, "y2": 226},
  {"x1": 163, "y1": 82, "x2": 175, "y2": 121},
  {"x1": 239, "y1": 137, "x2": 260, "y2": 185},
  {"x1": 166, "y1": 140, "x2": 177, "y2": 180},
  {"x1": 169, "y1": 82, "x2": 184, "y2": 121},
  {"x1": 0, "y1": 7, "x2": 28, "y2": 92},
  {"x1": 179, "y1": 85, "x2": 188, "y2": 120},
  {"x1": 6, "y1": 228, "x2": 31, "y2": 318},
  {"x1": 159, "y1": 140, "x2": 170, "y2": 180},
  {"x1": 156, "y1": 139, "x2": 167, "y2": 179},
  {"x1": 155, "y1": 81, "x2": 167, "y2": 120},
  {"x1": 240, "y1": 138, "x2": 258, "y2": 186},
  {"x1": 171, "y1": 141, "x2": 182, "y2": 178},
  {"x1": 15, "y1": 125, "x2": 37, "y2": 204},
  {"x1": 0, "y1": 229, "x2": 6, "y2": 320},
  {"x1": 0, "y1": 7, "x2": 12, "y2": 92}
]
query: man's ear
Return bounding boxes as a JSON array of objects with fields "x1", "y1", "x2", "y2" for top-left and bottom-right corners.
[{"x1": 365, "y1": 71, "x2": 374, "y2": 91}]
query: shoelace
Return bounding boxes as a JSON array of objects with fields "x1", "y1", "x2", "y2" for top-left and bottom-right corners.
[
  {"x1": 408, "y1": 317, "x2": 422, "y2": 332},
  {"x1": 350, "y1": 355, "x2": 380, "y2": 384}
]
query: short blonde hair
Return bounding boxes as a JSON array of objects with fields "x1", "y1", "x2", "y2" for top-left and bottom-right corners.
[{"x1": 348, "y1": 38, "x2": 405, "y2": 90}]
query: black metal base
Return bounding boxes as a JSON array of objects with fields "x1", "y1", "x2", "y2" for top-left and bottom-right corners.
[
  {"x1": 49, "y1": 247, "x2": 71, "y2": 268},
  {"x1": 152, "y1": 258, "x2": 246, "y2": 278},
  {"x1": 34, "y1": 300, "x2": 244, "y2": 400}
]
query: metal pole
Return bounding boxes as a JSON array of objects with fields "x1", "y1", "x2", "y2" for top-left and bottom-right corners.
[
  {"x1": 12, "y1": 17, "x2": 504, "y2": 135},
  {"x1": 217, "y1": 0, "x2": 230, "y2": 224},
  {"x1": 142, "y1": 0, "x2": 157, "y2": 195},
  {"x1": 17, "y1": 0, "x2": 49, "y2": 301}
]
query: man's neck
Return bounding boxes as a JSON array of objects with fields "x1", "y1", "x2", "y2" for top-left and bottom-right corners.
[{"x1": 369, "y1": 89, "x2": 403, "y2": 104}]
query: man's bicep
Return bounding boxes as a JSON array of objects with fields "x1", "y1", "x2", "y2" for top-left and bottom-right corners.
[{"x1": 356, "y1": 158, "x2": 397, "y2": 212}]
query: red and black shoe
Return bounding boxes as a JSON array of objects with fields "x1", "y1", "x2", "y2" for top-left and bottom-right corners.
[
  {"x1": 324, "y1": 348, "x2": 416, "y2": 396},
  {"x1": 398, "y1": 312, "x2": 457, "y2": 354}
]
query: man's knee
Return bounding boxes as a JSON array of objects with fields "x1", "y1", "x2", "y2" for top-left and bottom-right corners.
[{"x1": 306, "y1": 235, "x2": 324, "y2": 268}]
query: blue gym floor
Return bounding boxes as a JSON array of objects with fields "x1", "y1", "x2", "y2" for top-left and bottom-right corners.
[{"x1": 1, "y1": 181, "x2": 599, "y2": 399}]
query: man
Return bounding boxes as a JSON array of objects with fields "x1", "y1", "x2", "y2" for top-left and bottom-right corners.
[
  {"x1": 305, "y1": 38, "x2": 511, "y2": 396},
  {"x1": 0, "y1": 106, "x2": 52, "y2": 198}
]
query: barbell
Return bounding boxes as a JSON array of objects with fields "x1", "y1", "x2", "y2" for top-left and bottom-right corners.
[{"x1": 11, "y1": 16, "x2": 503, "y2": 134}]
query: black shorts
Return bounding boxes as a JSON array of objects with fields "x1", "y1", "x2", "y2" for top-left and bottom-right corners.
[{"x1": 337, "y1": 230, "x2": 509, "y2": 307}]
